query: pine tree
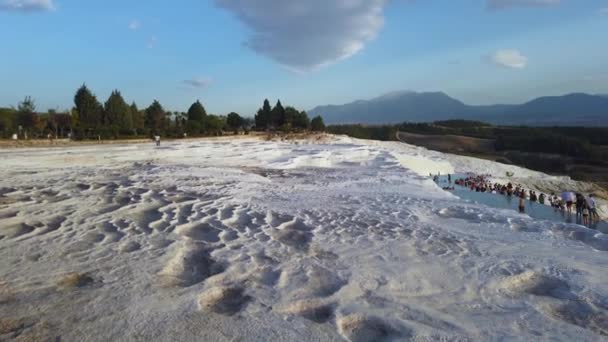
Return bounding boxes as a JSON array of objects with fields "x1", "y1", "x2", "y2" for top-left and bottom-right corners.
[
  {"x1": 0, "y1": 108, "x2": 16, "y2": 138},
  {"x1": 187, "y1": 100, "x2": 207, "y2": 123},
  {"x1": 271, "y1": 100, "x2": 285, "y2": 128},
  {"x1": 16, "y1": 96, "x2": 39, "y2": 137},
  {"x1": 311, "y1": 115, "x2": 325, "y2": 132},
  {"x1": 226, "y1": 112, "x2": 244, "y2": 134},
  {"x1": 74, "y1": 84, "x2": 102, "y2": 129},
  {"x1": 130, "y1": 102, "x2": 139, "y2": 115},
  {"x1": 254, "y1": 108, "x2": 264, "y2": 130},
  {"x1": 205, "y1": 115, "x2": 225, "y2": 136},
  {"x1": 284, "y1": 106, "x2": 299, "y2": 129},
  {"x1": 255, "y1": 99, "x2": 272, "y2": 130},
  {"x1": 17, "y1": 96, "x2": 36, "y2": 113},
  {"x1": 130, "y1": 102, "x2": 144, "y2": 134},
  {"x1": 145, "y1": 100, "x2": 166, "y2": 134},
  {"x1": 293, "y1": 110, "x2": 310, "y2": 130},
  {"x1": 104, "y1": 90, "x2": 132, "y2": 131}
]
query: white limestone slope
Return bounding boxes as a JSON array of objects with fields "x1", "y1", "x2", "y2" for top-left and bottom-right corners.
[{"x1": 0, "y1": 136, "x2": 606, "y2": 341}]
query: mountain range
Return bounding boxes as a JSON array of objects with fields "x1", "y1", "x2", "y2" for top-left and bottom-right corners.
[{"x1": 309, "y1": 91, "x2": 608, "y2": 126}]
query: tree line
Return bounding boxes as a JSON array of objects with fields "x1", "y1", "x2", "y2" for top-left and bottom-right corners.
[
  {"x1": 327, "y1": 124, "x2": 397, "y2": 141},
  {"x1": 0, "y1": 85, "x2": 326, "y2": 140},
  {"x1": 254, "y1": 98, "x2": 325, "y2": 132}
]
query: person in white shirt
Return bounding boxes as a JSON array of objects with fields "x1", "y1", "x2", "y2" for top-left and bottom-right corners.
[{"x1": 587, "y1": 195, "x2": 598, "y2": 222}]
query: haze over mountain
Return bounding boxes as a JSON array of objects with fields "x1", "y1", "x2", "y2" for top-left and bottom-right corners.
[{"x1": 309, "y1": 92, "x2": 608, "y2": 126}]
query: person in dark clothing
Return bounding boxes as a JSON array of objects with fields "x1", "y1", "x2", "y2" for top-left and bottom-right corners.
[{"x1": 575, "y1": 193, "x2": 584, "y2": 217}]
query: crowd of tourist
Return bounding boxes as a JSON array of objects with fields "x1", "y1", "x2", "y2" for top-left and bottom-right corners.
[{"x1": 433, "y1": 173, "x2": 600, "y2": 224}]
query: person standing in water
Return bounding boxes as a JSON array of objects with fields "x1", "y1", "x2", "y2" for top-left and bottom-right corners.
[
  {"x1": 154, "y1": 135, "x2": 161, "y2": 147},
  {"x1": 518, "y1": 191, "x2": 526, "y2": 213},
  {"x1": 582, "y1": 201, "x2": 590, "y2": 225},
  {"x1": 587, "y1": 194, "x2": 598, "y2": 222},
  {"x1": 575, "y1": 193, "x2": 584, "y2": 217}
]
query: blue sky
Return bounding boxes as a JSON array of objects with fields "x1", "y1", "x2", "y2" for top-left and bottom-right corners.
[{"x1": 0, "y1": 0, "x2": 607, "y2": 116}]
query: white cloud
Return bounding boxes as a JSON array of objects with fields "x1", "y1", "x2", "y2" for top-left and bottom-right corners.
[
  {"x1": 0, "y1": 0, "x2": 55, "y2": 12},
  {"x1": 599, "y1": 7, "x2": 608, "y2": 16},
  {"x1": 129, "y1": 20, "x2": 141, "y2": 31},
  {"x1": 487, "y1": 0, "x2": 560, "y2": 10},
  {"x1": 183, "y1": 78, "x2": 213, "y2": 88},
  {"x1": 214, "y1": 0, "x2": 387, "y2": 72},
  {"x1": 489, "y1": 49, "x2": 528, "y2": 69}
]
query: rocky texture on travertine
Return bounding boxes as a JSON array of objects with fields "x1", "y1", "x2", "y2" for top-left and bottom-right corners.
[{"x1": 0, "y1": 136, "x2": 606, "y2": 341}]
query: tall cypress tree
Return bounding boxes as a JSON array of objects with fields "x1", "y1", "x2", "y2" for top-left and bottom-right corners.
[
  {"x1": 145, "y1": 100, "x2": 166, "y2": 134},
  {"x1": 130, "y1": 102, "x2": 144, "y2": 134},
  {"x1": 104, "y1": 90, "x2": 132, "y2": 130},
  {"x1": 74, "y1": 84, "x2": 102, "y2": 129},
  {"x1": 255, "y1": 99, "x2": 272, "y2": 130},
  {"x1": 271, "y1": 100, "x2": 286, "y2": 127}
]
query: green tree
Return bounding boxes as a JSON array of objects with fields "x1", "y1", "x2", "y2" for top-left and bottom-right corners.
[
  {"x1": 130, "y1": 102, "x2": 144, "y2": 134},
  {"x1": 271, "y1": 100, "x2": 285, "y2": 128},
  {"x1": 70, "y1": 107, "x2": 79, "y2": 129},
  {"x1": 0, "y1": 108, "x2": 16, "y2": 138},
  {"x1": 186, "y1": 120, "x2": 201, "y2": 135},
  {"x1": 34, "y1": 115, "x2": 47, "y2": 137},
  {"x1": 255, "y1": 99, "x2": 272, "y2": 130},
  {"x1": 226, "y1": 112, "x2": 244, "y2": 134},
  {"x1": 74, "y1": 84, "x2": 102, "y2": 129},
  {"x1": 16, "y1": 96, "x2": 39, "y2": 137},
  {"x1": 45, "y1": 109, "x2": 57, "y2": 136},
  {"x1": 18, "y1": 96, "x2": 36, "y2": 113},
  {"x1": 311, "y1": 115, "x2": 325, "y2": 132},
  {"x1": 187, "y1": 100, "x2": 207, "y2": 123},
  {"x1": 145, "y1": 100, "x2": 166, "y2": 134},
  {"x1": 293, "y1": 110, "x2": 310, "y2": 130},
  {"x1": 283, "y1": 106, "x2": 299, "y2": 130},
  {"x1": 50, "y1": 112, "x2": 72, "y2": 138},
  {"x1": 205, "y1": 115, "x2": 225, "y2": 136},
  {"x1": 104, "y1": 90, "x2": 132, "y2": 131}
]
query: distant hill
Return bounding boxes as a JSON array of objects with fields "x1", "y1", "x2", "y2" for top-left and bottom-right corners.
[
  {"x1": 485, "y1": 93, "x2": 608, "y2": 126},
  {"x1": 309, "y1": 91, "x2": 608, "y2": 126}
]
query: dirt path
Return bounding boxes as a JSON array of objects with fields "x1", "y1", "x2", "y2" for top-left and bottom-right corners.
[{"x1": 0, "y1": 134, "x2": 264, "y2": 150}]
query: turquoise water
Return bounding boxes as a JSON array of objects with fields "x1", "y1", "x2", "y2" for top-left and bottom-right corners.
[{"x1": 438, "y1": 175, "x2": 608, "y2": 234}]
